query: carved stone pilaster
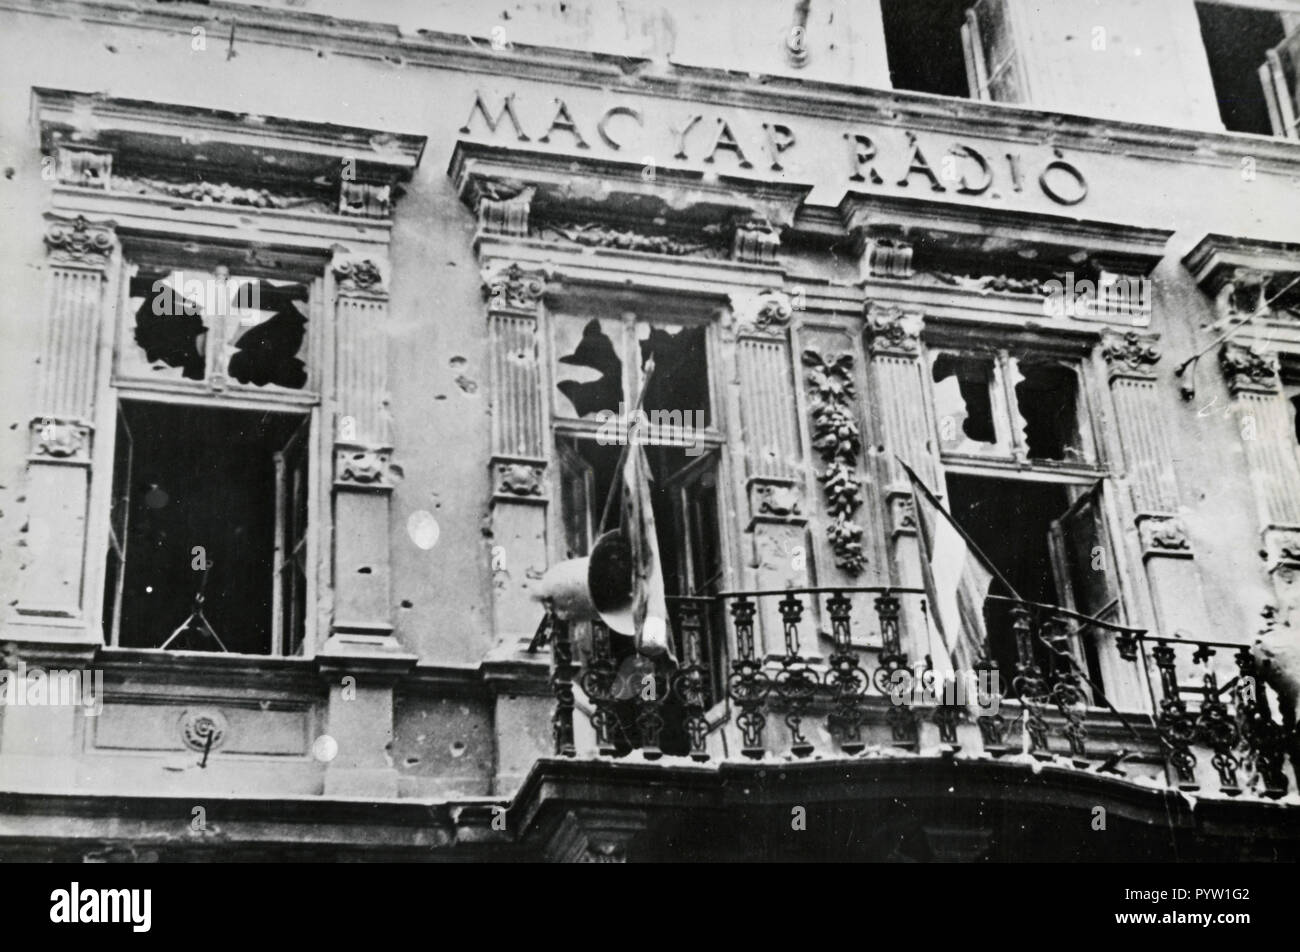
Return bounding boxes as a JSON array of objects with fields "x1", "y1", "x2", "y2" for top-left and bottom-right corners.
[
  {"x1": 728, "y1": 288, "x2": 793, "y2": 338},
  {"x1": 731, "y1": 215, "x2": 782, "y2": 265},
  {"x1": 55, "y1": 147, "x2": 112, "y2": 189},
  {"x1": 863, "y1": 302, "x2": 923, "y2": 357},
  {"x1": 1220, "y1": 342, "x2": 1280, "y2": 396},
  {"x1": 1101, "y1": 330, "x2": 1162, "y2": 381},
  {"x1": 483, "y1": 261, "x2": 547, "y2": 313},
  {"x1": 12, "y1": 216, "x2": 118, "y2": 633},
  {"x1": 338, "y1": 181, "x2": 392, "y2": 218},
  {"x1": 470, "y1": 179, "x2": 535, "y2": 237},
  {"x1": 862, "y1": 239, "x2": 914, "y2": 279},
  {"x1": 28, "y1": 418, "x2": 92, "y2": 465}
]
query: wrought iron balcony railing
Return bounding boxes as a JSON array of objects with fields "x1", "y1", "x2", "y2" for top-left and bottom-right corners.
[
  {"x1": 548, "y1": 587, "x2": 1297, "y2": 798},
  {"x1": 1115, "y1": 632, "x2": 1295, "y2": 797}
]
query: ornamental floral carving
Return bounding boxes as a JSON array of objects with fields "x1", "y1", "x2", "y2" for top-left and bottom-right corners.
[
  {"x1": 484, "y1": 262, "x2": 547, "y2": 311},
  {"x1": 112, "y1": 174, "x2": 331, "y2": 212},
  {"x1": 332, "y1": 258, "x2": 385, "y2": 293},
  {"x1": 1101, "y1": 331, "x2": 1162, "y2": 373},
  {"x1": 863, "y1": 303, "x2": 922, "y2": 355},
  {"x1": 43, "y1": 215, "x2": 114, "y2": 264},
  {"x1": 802, "y1": 348, "x2": 866, "y2": 574},
  {"x1": 536, "y1": 221, "x2": 726, "y2": 257},
  {"x1": 180, "y1": 708, "x2": 228, "y2": 752},
  {"x1": 1220, "y1": 342, "x2": 1278, "y2": 394},
  {"x1": 930, "y1": 271, "x2": 1054, "y2": 295}
]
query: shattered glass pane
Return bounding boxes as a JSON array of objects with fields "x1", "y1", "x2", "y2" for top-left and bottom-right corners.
[
  {"x1": 224, "y1": 279, "x2": 309, "y2": 390},
  {"x1": 128, "y1": 271, "x2": 207, "y2": 381},
  {"x1": 1013, "y1": 358, "x2": 1084, "y2": 461},
  {"x1": 554, "y1": 316, "x2": 624, "y2": 418},
  {"x1": 931, "y1": 352, "x2": 1003, "y2": 453},
  {"x1": 638, "y1": 323, "x2": 711, "y2": 435},
  {"x1": 126, "y1": 271, "x2": 310, "y2": 390}
]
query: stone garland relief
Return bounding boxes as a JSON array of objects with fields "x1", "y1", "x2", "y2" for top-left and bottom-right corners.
[{"x1": 802, "y1": 348, "x2": 866, "y2": 574}]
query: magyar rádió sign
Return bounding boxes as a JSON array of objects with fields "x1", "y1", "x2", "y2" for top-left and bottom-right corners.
[{"x1": 458, "y1": 90, "x2": 1090, "y2": 208}]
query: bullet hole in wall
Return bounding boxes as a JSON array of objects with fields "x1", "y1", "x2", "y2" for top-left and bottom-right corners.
[
  {"x1": 358, "y1": 566, "x2": 372, "y2": 574},
  {"x1": 400, "y1": 599, "x2": 414, "y2": 609}
]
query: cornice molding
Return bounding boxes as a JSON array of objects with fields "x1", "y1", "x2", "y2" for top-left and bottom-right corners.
[{"x1": 11, "y1": 1, "x2": 1300, "y2": 178}]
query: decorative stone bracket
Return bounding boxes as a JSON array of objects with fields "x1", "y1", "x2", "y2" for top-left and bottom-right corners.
[
  {"x1": 1138, "y1": 514, "x2": 1193, "y2": 560},
  {"x1": 492, "y1": 457, "x2": 547, "y2": 505},
  {"x1": 28, "y1": 418, "x2": 92, "y2": 465},
  {"x1": 334, "y1": 447, "x2": 401, "y2": 491}
]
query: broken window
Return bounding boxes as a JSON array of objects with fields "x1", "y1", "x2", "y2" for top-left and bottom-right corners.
[
  {"x1": 123, "y1": 269, "x2": 312, "y2": 391},
  {"x1": 931, "y1": 347, "x2": 1092, "y2": 464},
  {"x1": 552, "y1": 313, "x2": 713, "y2": 445},
  {"x1": 1262, "y1": 21, "x2": 1300, "y2": 139},
  {"x1": 103, "y1": 400, "x2": 310, "y2": 655}
]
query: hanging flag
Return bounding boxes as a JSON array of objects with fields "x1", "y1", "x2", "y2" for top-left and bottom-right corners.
[
  {"x1": 898, "y1": 459, "x2": 999, "y2": 686},
  {"x1": 621, "y1": 443, "x2": 676, "y2": 661}
]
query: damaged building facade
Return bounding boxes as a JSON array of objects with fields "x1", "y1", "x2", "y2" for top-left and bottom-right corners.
[{"x1": 0, "y1": 0, "x2": 1299, "y2": 861}]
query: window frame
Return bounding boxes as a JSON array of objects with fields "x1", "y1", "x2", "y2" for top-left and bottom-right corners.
[{"x1": 97, "y1": 244, "x2": 330, "y2": 658}]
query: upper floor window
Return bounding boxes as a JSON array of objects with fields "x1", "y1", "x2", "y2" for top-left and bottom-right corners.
[
  {"x1": 881, "y1": 0, "x2": 1025, "y2": 103},
  {"x1": 1196, "y1": 2, "x2": 1300, "y2": 136},
  {"x1": 103, "y1": 250, "x2": 323, "y2": 656},
  {"x1": 930, "y1": 347, "x2": 1095, "y2": 466}
]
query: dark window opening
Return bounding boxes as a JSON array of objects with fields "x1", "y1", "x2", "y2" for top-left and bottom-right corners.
[
  {"x1": 105, "y1": 400, "x2": 308, "y2": 655},
  {"x1": 1196, "y1": 2, "x2": 1286, "y2": 134},
  {"x1": 1014, "y1": 359, "x2": 1083, "y2": 461},
  {"x1": 933, "y1": 353, "x2": 999, "y2": 446},
  {"x1": 945, "y1": 474, "x2": 1108, "y2": 694},
  {"x1": 880, "y1": 0, "x2": 974, "y2": 97},
  {"x1": 639, "y1": 325, "x2": 711, "y2": 430}
]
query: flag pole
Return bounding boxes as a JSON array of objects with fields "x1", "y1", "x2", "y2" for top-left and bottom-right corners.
[
  {"x1": 895, "y1": 455, "x2": 1144, "y2": 744},
  {"x1": 597, "y1": 357, "x2": 656, "y2": 536},
  {"x1": 894, "y1": 455, "x2": 1021, "y2": 599}
]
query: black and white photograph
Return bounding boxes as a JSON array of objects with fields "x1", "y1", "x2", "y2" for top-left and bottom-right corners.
[{"x1": 0, "y1": 0, "x2": 1297, "y2": 895}]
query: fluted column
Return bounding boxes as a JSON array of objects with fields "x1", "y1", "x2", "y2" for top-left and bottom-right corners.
[
  {"x1": 482, "y1": 261, "x2": 549, "y2": 646},
  {"x1": 1219, "y1": 343, "x2": 1300, "y2": 625},
  {"x1": 12, "y1": 215, "x2": 117, "y2": 642},
  {"x1": 1101, "y1": 331, "x2": 1208, "y2": 641},
  {"x1": 728, "y1": 289, "x2": 809, "y2": 656},
  {"x1": 318, "y1": 252, "x2": 415, "y2": 798},
  {"x1": 863, "y1": 302, "x2": 934, "y2": 658}
]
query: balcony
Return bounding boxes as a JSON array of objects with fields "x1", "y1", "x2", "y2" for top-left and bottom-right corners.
[{"x1": 545, "y1": 587, "x2": 1299, "y2": 800}]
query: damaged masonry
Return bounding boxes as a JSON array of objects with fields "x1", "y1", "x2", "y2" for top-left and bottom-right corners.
[{"x1": 1, "y1": 0, "x2": 1299, "y2": 863}]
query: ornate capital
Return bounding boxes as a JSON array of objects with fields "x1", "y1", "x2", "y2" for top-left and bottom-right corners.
[
  {"x1": 729, "y1": 288, "x2": 793, "y2": 337},
  {"x1": 731, "y1": 215, "x2": 782, "y2": 265},
  {"x1": 471, "y1": 178, "x2": 534, "y2": 237},
  {"x1": 1219, "y1": 342, "x2": 1279, "y2": 395},
  {"x1": 483, "y1": 262, "x2": 547, "y2": 312},
  {"x1": 29, "y1": 417, "x2": 91, "y2": 463},
  {"x1": 863, "y1": 302, "x2": 923, "y2": 356},
  {"x1": 492, "y1": 458, "x2": 547, "y2": 504},
  {"x1": 1101, "y1": 330, "x2": 1161, "y2": 378},
  {"x1": 1138, "y1": 514, "x2": 1192, "y2": 559},
  {"x1": 334, "y1": 447, "x2": 400, "y2": 490},
  {"x1": 43, "y1": 215, "x2": 115, "y2": 266},
  {"x1": 332, "y1": 257, "x2": 387, "y2": 295}
]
